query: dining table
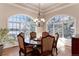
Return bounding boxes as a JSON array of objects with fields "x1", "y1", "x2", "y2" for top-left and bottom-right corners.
[
  {"x1": 24, "y1": 37, "x2": 41, "y2": 55},
  {"x1": 25, "y1": 37, "x2": 41, "y2": 45}
]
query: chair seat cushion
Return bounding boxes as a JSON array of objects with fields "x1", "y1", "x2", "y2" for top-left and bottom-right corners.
[
  {"x1": 25, "y1": 46, "x2": 33, "y2": 53},
  {"x1": 26, "y1": 45, "x2": 33, "y2": 48},
  {"x1": 37, "y1": 48, "x2": 52, "y2": 55}
]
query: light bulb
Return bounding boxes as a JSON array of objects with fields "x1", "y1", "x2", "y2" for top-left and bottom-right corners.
[
  {"x1": 34, "y1": 18, "x2": 38, "y2": 22},
  {"x1": 41, "y1": 18, "x2": 45, "y2": 22}
]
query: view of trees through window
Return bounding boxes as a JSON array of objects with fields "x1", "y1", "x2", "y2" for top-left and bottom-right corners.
[
  {"x1": 8, "y1": 14, "x2": 36, "y2": 38},
  {"x1": 47, "y1": 15, "x2": 75, "y2": 39}
]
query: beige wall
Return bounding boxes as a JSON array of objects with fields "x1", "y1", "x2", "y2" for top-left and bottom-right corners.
[
  {"x1": 0, "y1": 4, "x2": 79, "y2": 35},
  {"x1": 44, "y1": 4, "x2": 79, "y2": 35},
  {"x1": 0, "y1": 4, "x2": 37, "y2": 28},
  {"x1": 0, "y1": 3, "x2": 79, "y2": 46},
  {"x1": 0, "y1": 4, "x2": 45, "y2": 36},
  {"x1": 43, "y1": 4, "x2": 79, "y2": 46}
]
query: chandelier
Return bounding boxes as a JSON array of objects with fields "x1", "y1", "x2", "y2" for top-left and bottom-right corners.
[{"x1": 34, "y1": 3, "x2": 45, "y2": 27}]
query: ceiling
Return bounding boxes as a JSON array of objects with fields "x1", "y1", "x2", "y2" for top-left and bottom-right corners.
[
  {"x1": 21, "y1": 3, "x2": 57, "y2": 10},
  {"x1": 15, "y1": 3, "x2": 71, "y2": 12},
  {"x1": 9, "y1": 3, "x2": 76, "y2": 18}
]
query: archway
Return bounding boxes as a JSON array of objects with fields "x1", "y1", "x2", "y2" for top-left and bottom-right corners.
[
  {"x1": 8, "y1": 14, "x2": 36, "y2": 38},
  {"x1": 47, "y1": 15, "x2": 76, "y2": 46},
  {"x1": 1, "y1": 14, "x2": 36, "y2": 48}
]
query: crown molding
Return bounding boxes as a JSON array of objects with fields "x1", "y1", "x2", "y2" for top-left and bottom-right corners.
[
  {"x1": 43, "y1": 3, "x2": 64, "y2": 13},
  {"x1": 44, "y1": 4, "x2": 76, "y2": 16},
  {"x1": 18, "y1": 3, "x2": 40, "y2": 12},
  {"x1": 9, "y1": 4, "x2": 38, "y2": 15},
  {"x1": 8, "y1": 3, "x2": 77, "y2": 19}
]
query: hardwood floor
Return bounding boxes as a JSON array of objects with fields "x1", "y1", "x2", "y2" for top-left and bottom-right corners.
[
  {"x1": 2, "y1": 45, "x2": 71, "y2": 56},
  {"x1": 57, "y1": 45, "x2": 71, "y2": 56},
  {"x1": 2, "y1": 46, "x2": 19, "y2": 56}
]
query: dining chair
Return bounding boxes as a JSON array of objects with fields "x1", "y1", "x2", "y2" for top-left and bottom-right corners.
[
  {"x1": 17, "y1": 35, "x2": 33, "y2": 56},
  {"x1": 19, "y1": 32, "x2": 33, "y2": 47},
  {"x1": 19, "y1": 32, "x2": 25, "y2": 38},
  {"x1": 36, "y1": 32, "x2": 49, "y2": 48},
  {"x1": 37, "y1": 35, "x2": 55, "y2": 56},
  {"x1": 53, "y1": 33, "x2": 59, "y2": 55},
  {"x1": 42, "y1": 32, "x2": 49, "y2": 37},
  {"x1": 30, "y1": 32, "x2": 36, "y2": 40}
]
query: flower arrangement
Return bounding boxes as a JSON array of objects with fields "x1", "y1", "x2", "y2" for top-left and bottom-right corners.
[{"x1": 0, "y1": 28, "x2": 8, "y2": 44}]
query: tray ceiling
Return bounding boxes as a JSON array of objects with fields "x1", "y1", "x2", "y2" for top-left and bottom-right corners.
[
  {"x1": 10, "y1": 3, "x2": 75, "y2": 14},
  {"x1": 8, "y1": 3, "x2": 76, "y2": 19}
]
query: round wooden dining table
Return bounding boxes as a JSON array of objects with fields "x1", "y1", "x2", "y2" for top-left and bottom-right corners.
[
  {"x1": 25, "y1": 37, "x2": 41, "y2": 45},
  {"x1": 25, "y1": 38, "x2": 41, "y2": 55}
]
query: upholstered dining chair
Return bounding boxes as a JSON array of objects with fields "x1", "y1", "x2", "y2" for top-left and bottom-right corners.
[
  {"x1": 36, "y1": 32, "x2": 49, "y2": 48},
  {"x1": 42, "y1": 32, "x2": 49, "y2": 37},
  {"x1": 30, "y1": 32, "x2": 36, "y2": 40},
  {"x1": 19, "y1": 32, "x2": 33, "y2": 47},
  {"x1": 37, "y1": 35, "x2": 55, "y2": 56},
  {"x1": 53, "y1": 33, "x2": 59, "y2": 55},
  {"x1": 19, "y1": 32, "x2": 25, "y2": 38},
  {"x1": 17, "y1": 35, "x2": 33, "y2": 56}
]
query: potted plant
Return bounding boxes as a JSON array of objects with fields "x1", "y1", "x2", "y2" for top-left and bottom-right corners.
[{"x1": 0, "y1": 28, "x2": 8, "y2": 56}]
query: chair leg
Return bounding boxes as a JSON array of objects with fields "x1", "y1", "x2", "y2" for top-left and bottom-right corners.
[
  {"x1": 56, "y1": 48, "x2": 58, "y2": 55},
  {"x1": 51, "y1": 49, "x2": 54, "y2": 56},
  {"x1": 24, "y1": 52, "x2": 27, "y2": 56},
  {"x1": 24, "y1": 53, "x2": 26, "y2": 56},
  {"x1": 19, "y1": 51, "x2": 21, "y2": 56},
  {"x1": 51, "y1": 52, "x2": 54, "y2": 56}
]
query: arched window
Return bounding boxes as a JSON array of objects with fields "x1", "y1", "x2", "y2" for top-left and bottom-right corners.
[
  {"x1": 8, "y1": 14, "x2": 36, "y2": 38},
  {"x1": 47, "y1": 15, "x2": 75, "y2": 39}
]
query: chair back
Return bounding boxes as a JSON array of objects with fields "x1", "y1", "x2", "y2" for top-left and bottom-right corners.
[
  {"x1": 41, "y1": 35, "x2": 55, "y2": 54},
  {"x1": 55, "y1": 33, "x2": 59, "y2": 47},
  {"x1": 42, "y1": 32, "x2": 49, "y2": 37},
  {"x1": 30, "y1": 32, "x2": 36, "y2": 40},
  {"x1": 19, "y1": 32, "x2": 25, "y2": 38},
  {"x1": 17, "y1": 35, "x2": 25, "y2": 50}
]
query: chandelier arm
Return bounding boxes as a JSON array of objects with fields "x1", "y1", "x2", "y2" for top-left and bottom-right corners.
[{"x1": 34, "y1": 3, "x2": 45, "y2": 24}]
